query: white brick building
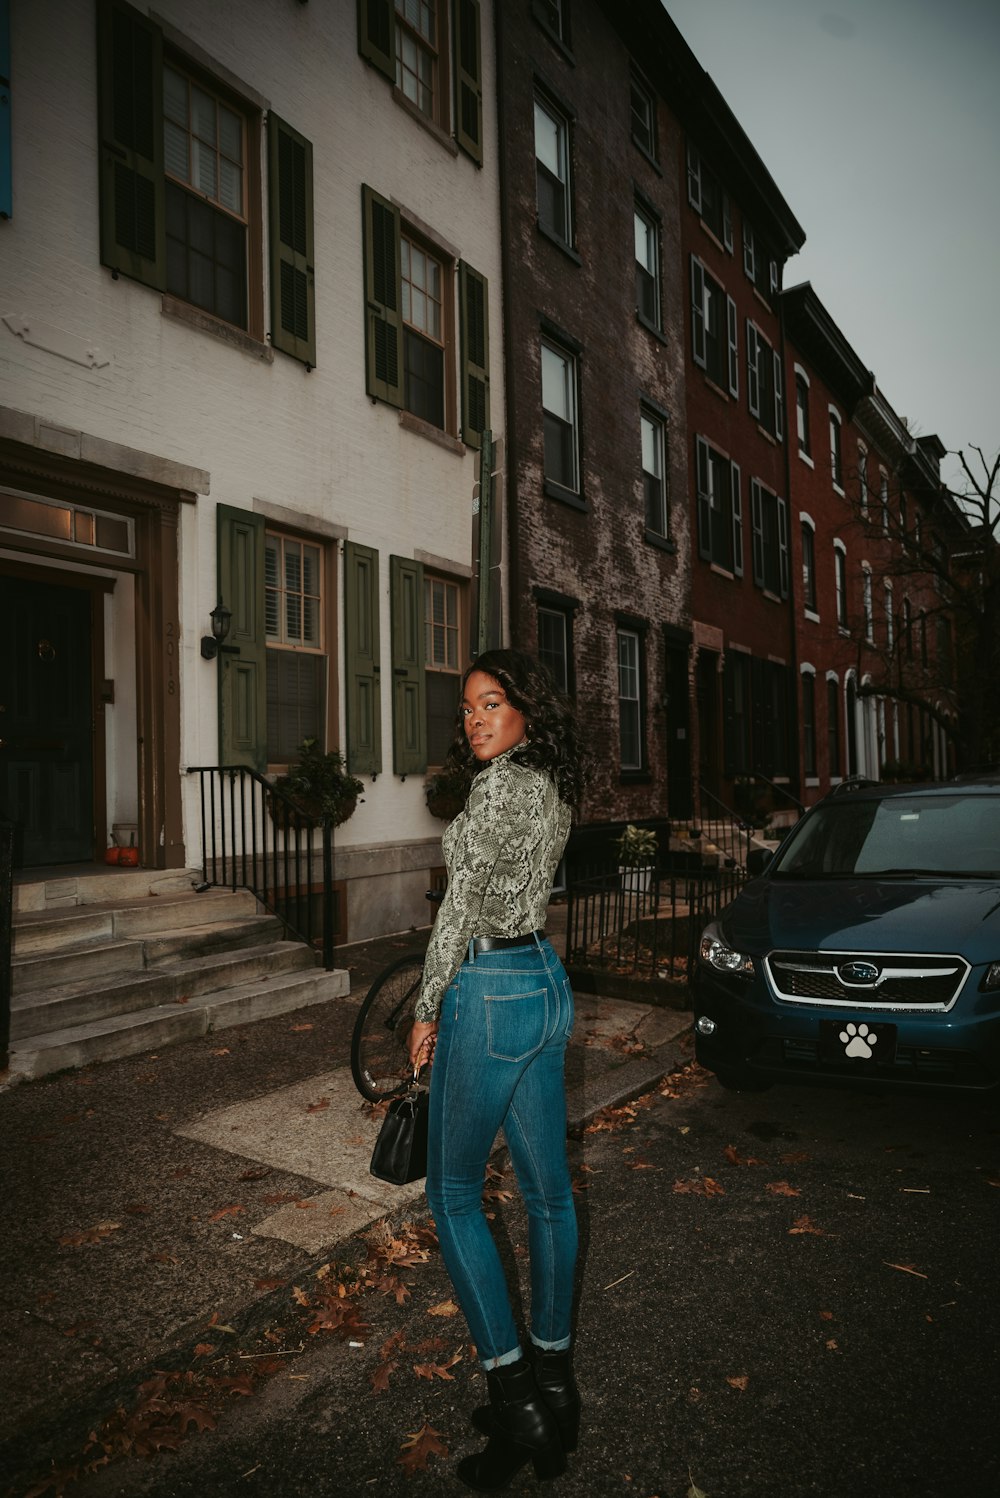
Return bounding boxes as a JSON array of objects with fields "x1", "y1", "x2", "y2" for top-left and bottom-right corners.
[{"x1": 0, "y1": 0, "x2": 504, "y2": 941}]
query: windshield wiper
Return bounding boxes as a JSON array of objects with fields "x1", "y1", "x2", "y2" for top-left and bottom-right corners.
[{"x1": 862, "y1": 867, "x2": 998, "y2": 880}]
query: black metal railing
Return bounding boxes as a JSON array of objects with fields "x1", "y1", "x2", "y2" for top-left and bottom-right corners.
[
  {"x1": 694, "y1": 784, "x2": 753, "y2": 869},
  {"x1": 564, "y1": 861, "x2": 746, "y2": 988},
  {"x1": 0, "y1": 815, "x2": 14, "y2": 1067},
  {"x1": 186, "y1": 766, "x2": 338, "y2": 970}
]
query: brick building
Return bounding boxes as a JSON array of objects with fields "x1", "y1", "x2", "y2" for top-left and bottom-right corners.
[{"x1": 494, "y1": 0, "x2": 692, "y2": 824}]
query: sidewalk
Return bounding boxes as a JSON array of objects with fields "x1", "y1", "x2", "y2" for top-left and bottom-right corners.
[{"x1": 0, "y1": 921, "x2": 691, "y2": 1489}]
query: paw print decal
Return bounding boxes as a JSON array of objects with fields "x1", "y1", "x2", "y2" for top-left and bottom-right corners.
[{"x1": 839, "y1": 1021, "x2": 877, "y2": 1059}]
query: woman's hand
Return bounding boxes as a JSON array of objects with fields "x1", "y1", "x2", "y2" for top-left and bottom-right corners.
[{"x1": 407, "y1": 1020, "x2": 438, "y2": 1074}]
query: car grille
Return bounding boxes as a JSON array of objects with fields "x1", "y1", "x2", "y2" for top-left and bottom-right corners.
[{"x1": 766, "y1": 950, "x2": 968, "y2": 1011}]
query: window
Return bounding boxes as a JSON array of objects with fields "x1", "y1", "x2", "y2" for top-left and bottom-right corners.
[
  {"x1": 696, "y1": 436, "x2": 742, "y2": 575},
  {"x1": 535, "y1": 93, "x2": 572, "y2": 245},
  {"x1": 829, "y1": 407, "x2": 844, "y2": 490},
  {"x1": 750, "y1": 480, "x2": 788, "y2": 597},
  {"x1": 862, "y1": 564, "x2": 874, "y2": 643},
  {"x1": 641, "y1": 407, "x2": 669, "y2": 540},
  {"x1": 265, "y1": 531, "x2": 327, "y2": 763},
  {"x1": 532, "y1": 0, "x2": 570, "y2": 45},
  {"x1": 903, "y1": 596, "x2": 913, "y2": 659},
  {"x1": 878, "y1": 469, "x2": 890, "y2": 533},
  {"x1": 538, "y1": 605, "x2": 571, "y2": 694},
  {"x1": 826, "y1": 676, "x2": 841, "y2": 778},
  {"x1": 857, "y1": 443, "x2": 869, "y2": 516},
  {"x1": 691, "y1": 257, "x2": 738, "y2": 394},
  {"x1": 801, "y1": 517, "x2": 817, "y2": 613},
  {"x1": 630, "y1": 73, "x2": 657, "y2": 159},
  {"x1": 424, "y1": 573, "x2": 463, "y2": 764},
  {"x1": 634, "y1": 202, "x2": 661, "y2": 330},
  {"x1": 834, "y1": 542, "x2": 848, "y2": 629},
  {"x1": 541, "y1": 337, "x2": 580, "y2": 497},
  {"x1": 358, "y1": 0, "x2": 483, "y2": 164},
  {"x1": 97, "y1": 3, "x2": 315, "y2": 363},
  {"x1": 686, "y1": 144, "x2": 732, "y2": 249},
  {"x1": 884, "y1": 583, "x2": 894, "y2": 652},
  {"x1": 795, "y1": 370, "x2": 811, "y2": 457},
  {"x1": 362, "y1": 186, "x2": 490, "y2": 446},
  {"x1": 742, "y1": 222, "x2": 777, "y2": 300},
  {"x1": 401, "y1": 232, "x2": 446, "y2": 429},
  {"x1": 801, "y1": 669, "x2": 817, "y2": 776},
  {"x1": 617, "y1": 628, "x2": 643, "y2": 771},
  {"x1": 394, "y1": 0, "x2": 439, "y2": 120},
  {"x1": 746, "y1": 322, "x2": 784, "y2": 438}
]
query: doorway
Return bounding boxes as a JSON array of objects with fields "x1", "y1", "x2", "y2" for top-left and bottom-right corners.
[
  {"x1": 696, "y1": 648, "x2": 720, "y2": 800},
  {"x1": 0, "y1": 576, "x2": 98, "y2": 865}
]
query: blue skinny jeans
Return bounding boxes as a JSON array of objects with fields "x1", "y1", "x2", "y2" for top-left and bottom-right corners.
[{"x1": 425, "y1": 936, "x2": 578, "y2": 1369}]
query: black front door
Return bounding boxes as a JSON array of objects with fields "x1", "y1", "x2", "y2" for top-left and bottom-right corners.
[{"x1": 0, "y1": 577, "x2": 95, "y2": 865}]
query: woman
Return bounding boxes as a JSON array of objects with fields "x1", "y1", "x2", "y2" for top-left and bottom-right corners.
[{"x1": 407, "y1": 649, "x2": 583, "y2": 1492}]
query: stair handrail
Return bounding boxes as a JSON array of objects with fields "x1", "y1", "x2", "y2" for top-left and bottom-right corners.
[
  {"x1": 186, "y1": 765, "x2": 338, "y2": 971},
  {"x1": 695, "y1": 784, "x2": 752, "y2": 869}
]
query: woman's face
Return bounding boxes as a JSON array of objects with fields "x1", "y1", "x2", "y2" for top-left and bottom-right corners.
[{"x1": 462, "y1": 670, "x2": 527, "y2": 761}]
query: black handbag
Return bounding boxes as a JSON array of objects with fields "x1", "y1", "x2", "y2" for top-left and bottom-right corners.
[{"x1": 369, "y1": 1085, "x2": 429, "y2": 1185}]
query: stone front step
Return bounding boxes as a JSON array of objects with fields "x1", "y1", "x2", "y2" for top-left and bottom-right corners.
[
  {"x1": 8, "y1": 967, "x2": 351, "y2": 1080},
  {"x1": 11, "y1": 940, "x2": 316, "y2": 1040},
  {"x1": 12, "y1": 867, "x2": 206, "y2": 915},
  {"x1": 12, "y1": 888, "x2": 261, "y2": 957}
]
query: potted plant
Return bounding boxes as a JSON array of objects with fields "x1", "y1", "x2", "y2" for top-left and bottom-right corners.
[
  {"x1": 273, "y1": 739, "x2": 364, "y2": 826},
  {"x1": 424, "y1": 764, "x2": 468, "y2": 821},
  {"x1": 615, "y1": 823, "x2": 658, "y2": 900}
]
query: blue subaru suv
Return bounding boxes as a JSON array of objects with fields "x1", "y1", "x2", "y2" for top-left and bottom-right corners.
[{"x1": 692, "y1": 778, "x2": 1000, "y2": 1092}]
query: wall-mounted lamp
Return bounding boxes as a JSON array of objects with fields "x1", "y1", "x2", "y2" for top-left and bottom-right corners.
[{"x1": 200, "y1": 600, "x2": 240, "y2": 660}]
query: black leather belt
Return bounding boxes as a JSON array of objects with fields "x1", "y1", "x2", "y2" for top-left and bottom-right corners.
[{"x1": 471, "y1": 931, "x2": 545, "y2": 954}]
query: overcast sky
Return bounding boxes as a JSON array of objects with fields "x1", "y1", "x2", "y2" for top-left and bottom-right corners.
[{"x1": 664, "y1": 0, "x2": 1000, "y2": 499}]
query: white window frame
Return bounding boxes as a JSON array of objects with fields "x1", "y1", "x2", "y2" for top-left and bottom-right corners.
[
  {"x1": 540, "y1": 335, "x2": 580, "y2": 495},
  {"x1": 834, "y1": 538, "x2": 848, "y2": 631},
  {"x1": 829, "y1": 405, "x2": 844, "y2": 493}
]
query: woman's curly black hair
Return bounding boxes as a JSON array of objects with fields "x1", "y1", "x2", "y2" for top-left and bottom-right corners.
[{"x1": 441, "y1": 649, "x2": 584, "y2": 808}]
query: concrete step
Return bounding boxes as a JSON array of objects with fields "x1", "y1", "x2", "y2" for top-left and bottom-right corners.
[
  {"x1": 12, "y1": 937, "x2": 145, "y2": 996},
  {"x1": 141, "y1": 914, "x2": 284, "y2": 967},
  {"x1": 10, "y1": 941, "x2": 316, "y2": 1040},
  {"x1": 12, "y1": 889, "x2": 260, "y2": 956},
  {"x1": 13, "y1": 867, "x2": 205, "y2": 915},
  {"x1": 8, "y1": 967, "x2": 352, "y2": 1080}
]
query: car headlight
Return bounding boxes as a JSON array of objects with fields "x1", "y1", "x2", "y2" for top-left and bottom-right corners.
[
  {"x1": 699, "y1": 921, "x2": 755, "y2": 979},
  {"x1": 981, "y1": 962, "x2": 1000, "y2": 992}
]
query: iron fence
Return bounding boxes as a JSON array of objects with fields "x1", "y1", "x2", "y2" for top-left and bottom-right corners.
[
  {"x1": 564, "y1": 861, "x2": 746, "y2": 994},
  {"x1": 186, "y1": 766, "x2": 338, "y2": 970}
]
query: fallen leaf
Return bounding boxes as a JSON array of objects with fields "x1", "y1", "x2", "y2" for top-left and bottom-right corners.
[
  {"x1": 211, "y1": 1048, "x2": 231, "y2": 1056},
  {"x1": 825, "y1": 1338, "x2": 839, "y2": 1350},
  {"x1": 883, "y1": 1261, "x2": 928, "y2": 1279},
  {"x1": 672, "y1": 1177, "x2": 725, "y2": 1196},
  {"x1": 58, "y1": 1221, "x2": 122, "y2": 1246},
  {"x1": 688, "y1": 1473, "x2": 710, "y2": 1497},
  {"x1": 293, "y1": 1286, "x2": 311, "y2": 1307},
  {"x1": 150, "y1": 1251, "x2": 179, "y2": 1265},
  {"x1": 724, "y1": 1144, "x2": 766, "y2": 1167},
  {"x1": 788, "y1": 1215, "x2": 824, "y2": 1235},
  {"x1": 192, "y1": 1343, "x2": 215, "y2": 1358},
  {"x1": 397, "y1": 1422, "x2": 449, "y2": 1475},
  {"x1": 306, "y1": 1099, "x2": 330, "y2": 1113},
  {"x1": 779, "y1": 1150, "x2": 811, "y2": 1165},
  {"x1": 240, "y1": 1166, "x2": 272, "y2": 1181},
  {"x1": 290, "y1": 1023, "x2": 314, "y2": 1032},
  {"x1": 254, "y1": 1278, "x2": 287, "y2": 1292},
  {"x1": 126, "y1": 1203, "x2": 153, "y2": 1215},
  {"x1": 427, "y1": 1300, "x2": 460, "y2": 1317},
  {"x1": 174, "y1": 995, "x2": 191, "y2": 1005},
  {"x1": 765, "y1": 1181, "x2": 801, "y2": 1197},
  {"x1": 726, "y1": 1374, "x2": 749, "y2": 1392},
  {"x1": 293, "y1": 1200, "x2": 317, "y2": 1210},
  {"x1": 371, "y1": 1358, "x2": 399, "y2": 1393},
  {"x1": 208, "y1": 1205, "x2": 245, "y2": 1221},
  {"x1": 819, "y1": 1310, "x2": 834, "y2": 1321}
]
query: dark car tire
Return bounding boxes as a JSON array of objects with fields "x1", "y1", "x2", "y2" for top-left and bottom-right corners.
[{"x1": 711, "y1": 1065, "x2": 772, "y2": 1093}]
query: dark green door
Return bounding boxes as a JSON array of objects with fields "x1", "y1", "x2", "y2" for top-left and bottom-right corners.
[{"x1": 0, "y1": 578, "x2": 94, "y2": 865}]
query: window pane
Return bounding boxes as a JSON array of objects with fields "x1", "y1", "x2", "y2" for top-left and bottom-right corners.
[
  {"x1": 641, "y1": 414, "x2": 660, "y2": 478},
  {"x1": 541, "y1": 343, "x2": 571, "y2": 420},
  {"x1": 534, "y1": 100, "x2": 562, "y2": 179},
  {"x1": 538, "y1": 608, "x2": 568, "y2": 692},
  {"x1": 634, "y1": 211, "x2": 654, "y2": 272}
]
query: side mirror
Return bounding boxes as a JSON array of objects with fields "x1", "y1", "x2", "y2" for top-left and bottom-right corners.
[{"x1": 746, "y1": 847, "x2": 773, "y2": 878}]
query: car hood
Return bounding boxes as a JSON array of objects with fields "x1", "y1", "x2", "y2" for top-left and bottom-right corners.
[{"x1": 723, "y1": 876, "x2": 1000, "y2": 960}]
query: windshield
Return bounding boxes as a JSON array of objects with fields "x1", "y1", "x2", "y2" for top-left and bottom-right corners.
[{"x1": 772, "y1": 793, "x2": 1000, "y2": 879}]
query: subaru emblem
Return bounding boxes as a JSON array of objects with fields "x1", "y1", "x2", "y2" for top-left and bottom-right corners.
[{"x1": 839, "y1": 960, "x2": 880, "y2": 985}]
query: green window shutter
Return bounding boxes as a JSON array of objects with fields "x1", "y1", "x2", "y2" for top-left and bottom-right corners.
[
  {"x1": 217, "y1": 505, "x2": 267, "y2": 772},
  {"x1": 453, "y1": 0, "x2": 483, "y2": 165},
  {"x1": 361, "y1": 184, "x2": 403, "y2": 407},
  {"x1": 390, "y1": 556, "x2": 427, "y2": 776},
  {"x1": 459, "y1": 261, "x2": 489, "y2": 448},
  {"x1": 97, "y1": 0, "x2": 165, "y2": 288},
  {"x1": 357, "y1": 0, "x2": 394, "y2": 81},
  {"x1": 344, "y1": 541, "x2": 382, "y2": 775},
  {"x1": 268, "y1": 114, "x2": 316, "y2": 367}
]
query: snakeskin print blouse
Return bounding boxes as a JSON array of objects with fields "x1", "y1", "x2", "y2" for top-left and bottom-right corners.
[{"x1": 414, "y1": 747, "x2": 572, "y2": 1022}]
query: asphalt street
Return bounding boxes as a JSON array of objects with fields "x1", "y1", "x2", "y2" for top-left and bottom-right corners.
[{"x1": 49, "y1": 1070, "x2": 1000, "y2": 1498}]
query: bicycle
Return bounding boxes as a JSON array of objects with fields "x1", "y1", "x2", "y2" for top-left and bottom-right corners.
[{"x1": 350, "y1": 890, "x2": 442, "y2": 1102}]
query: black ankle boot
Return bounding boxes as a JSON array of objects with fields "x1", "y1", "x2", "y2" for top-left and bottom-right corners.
[
  {"x1": 457, "y1": 1357, "x2": 566, "y2": 1492},
  {"x1": 471, "y1": 1342, "x2": 581, "y2": 1454}
]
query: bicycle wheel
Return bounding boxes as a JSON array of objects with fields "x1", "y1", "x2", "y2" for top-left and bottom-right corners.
[{"x1": 350, "y1": 954, "x2": 426, "y2": 1102}]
